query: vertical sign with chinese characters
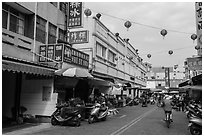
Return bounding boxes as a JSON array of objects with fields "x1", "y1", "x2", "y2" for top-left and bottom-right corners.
[
  {"x1": 63, "y1": 45, "x2": 72, "y2": 63},
  {"x1": 164, "y1": 68, "x2": 170, "y2": 88},
  {"x1": 47, "y1": 45, "x2": 55, "y2": 62},
  {"x1": 68, "y1": 2, "x2": 83, "y2": 28},
  {"x1": 195, "y1": 2, "x2": 202, "y2": 56},
  {"x1": 55, "y1": 44, "x2": 63, "y2": 61},
  {"x1": 69, "y1": 30, "x2": 89, "y2": 44},
  {"x1": 39, "y1": 45, "x2": 47, "y2": 62}
]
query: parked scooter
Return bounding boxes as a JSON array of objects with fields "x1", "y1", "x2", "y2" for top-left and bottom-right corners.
[
  {"x1": 188, "y1": 117, "x2": 202, "y2": 135},
  {"x1": 88, "y1": 102, "x2": 108, "y2": 124},
  {"x1": 186, "y1": 103, "x2": 202, "y2": 119},
  {"x1": 51, "y1": 103, "x2": 81, "y2": 126}
]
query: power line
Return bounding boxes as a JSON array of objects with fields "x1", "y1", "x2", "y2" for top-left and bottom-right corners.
[{"x1": 84, "y1": 6, "x2": 195, "y2": 35}]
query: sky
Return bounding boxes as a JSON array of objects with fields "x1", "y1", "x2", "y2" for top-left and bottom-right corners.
[{"x1": 84, "y1": 1, "x2": 198, "y2": 72}]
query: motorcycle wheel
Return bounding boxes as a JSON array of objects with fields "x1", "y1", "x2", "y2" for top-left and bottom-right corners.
[
  {"x1": 102, "y1": 116, "x2": 107, "y2": 121},
  {"x1": 190, "y1": 127, "x2": 202, "y2": 135},
  {"x1": 51, "y1": 117, "x2": 58, "y2": 126},
  {"x1": 88, "y1": 116, "x2": 94, "y2": 124}
]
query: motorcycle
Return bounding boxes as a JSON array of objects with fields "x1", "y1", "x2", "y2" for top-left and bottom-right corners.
[
  {"x1": 51, "y1": 103, "x2": 81, "y2": 126},
  {"x1": 88, "y1": 102, "x2": 108, "y2": 124},
  {"x1": 142, "y1": 98, "x2": 148, "y2": 107},
  {"x1": 188, "y1": 117, "x2": 202, "y2": 135},
  {"x1": 186, "y1": 103, "x2": 202, "y2": 119}
]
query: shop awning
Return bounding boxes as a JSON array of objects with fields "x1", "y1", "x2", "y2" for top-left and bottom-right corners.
[
  {"x1": 180, "y1": 85, "x2": 202, "y2": 91},
  {"x1": 2, "y1": 59, "x2": 56, "y2": 76}
]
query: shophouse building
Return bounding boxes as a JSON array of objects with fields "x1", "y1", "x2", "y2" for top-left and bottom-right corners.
[
  {"x1": 70, "y1": 13, "x2": 147, "y2": 98},
  {"x1": 2, "y1": 2, "x2": 148, "y2": 123}
]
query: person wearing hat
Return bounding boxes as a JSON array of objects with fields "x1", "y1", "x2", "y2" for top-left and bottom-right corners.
[{"x1": 161, "y1": 95, "x2": 173, "y2": 122}]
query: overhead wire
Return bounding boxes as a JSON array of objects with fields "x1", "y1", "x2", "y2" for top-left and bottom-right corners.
[{"x1": 83, "y1": 6, "x2": 195, "y2": 35}]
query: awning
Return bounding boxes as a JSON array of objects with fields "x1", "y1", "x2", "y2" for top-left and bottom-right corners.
[
  {"x1": 89, "y1": 77, "x2": 114, "y2": 87},
  {"x1": 2, "y1": 59, "x2": 55, "y2": 76},
  {"x1": 180, "y1": 85, "x2": 202, "y2": 91}
]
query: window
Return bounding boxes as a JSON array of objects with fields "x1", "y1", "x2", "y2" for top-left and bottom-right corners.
[
  {"x1": 108, "y1": 50, "x2": 115, "y2": 63},
  {"x1": 8, "y1": 7, "x2": 25, "y2": 35},
  {"x1": 48, "y1": 23, "x2": 57, "y2": 44},
  {"x1": 36, "y1": 16, "x2": 46, "y2": 43},
  {"x1": 60, "y1": 2, "x2": 66, "y2": 13},
  {"x1": 2, "y1": 10, "x2": 8, "y2": 29},
  {"x1": 96, "y1": 42, "x2": 106, "y2": 58},
  {"x1": 158, "y1": 84, "x2": 161, "y2": 87},
  {"x1": 58, "y1": 28, "x2": 66, "y2": 42}
]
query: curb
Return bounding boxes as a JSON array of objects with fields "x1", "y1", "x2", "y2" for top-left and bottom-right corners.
[{"x1": 3, "y1": 123, "x2": 52, "y2": 135}]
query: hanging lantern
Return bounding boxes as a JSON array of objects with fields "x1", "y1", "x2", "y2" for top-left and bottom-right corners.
[
  {"x1": 84, "y1": 8, "x2": 92, "y2": 17},
  {"x1": 124, "y1": 21, "x2": 132, "y2": 31},
  {"x1": 191, "y1": 34, "x2": 197, "y2": 43},
  {"x1": 96, "y1": 13, "x2": 101, "y2": 19},
  {"x1": 195, "y1": 45, "x2": 200, "y2": 50},
  {"x1": 147, "y1": 54, "x2": 151, "y2": 58},
  {"x1": 160, "y1": 29, "x2": 167, "y2": 39},
  {"x1": 168, "y1": 50, "x2": 173, "y2": 55}
]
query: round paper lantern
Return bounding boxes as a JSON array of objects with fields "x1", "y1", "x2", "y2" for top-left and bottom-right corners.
[
  {"x1": 124, "y1": 21, "x2": 132, "y2": 31},
  {"x1": 84, "y1": 8, "x2": 92, "y2": 17},
  {"x1": 160, "y1": 29, "x2": 167, "y2": 39},
  {"x1": 147, "y1": 54, "x2": 151, "y2": 58},
  {"x1": 191, "y1": 34, "x2": 197, "y2": 43},
  {"x1": 96, "y1": 13, "x2": 101, "y2": 19},
  {"x1": 168, "y1": 50, "x2": 173, "y2": 55},
  {"x1": 195, "y1": 45, "x2": 200, "y2": 50}
]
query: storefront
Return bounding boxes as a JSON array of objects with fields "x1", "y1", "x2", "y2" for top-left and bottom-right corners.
[{"x1": 2, "y1": 56, "x2": 57, "y2": 124}]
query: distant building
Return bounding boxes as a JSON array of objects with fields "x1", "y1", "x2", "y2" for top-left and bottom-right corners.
[{"x1": 146, "y1": 66, "x2": 185, "y2": 90}]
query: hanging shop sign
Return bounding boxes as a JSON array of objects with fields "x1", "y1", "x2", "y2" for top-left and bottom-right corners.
[
  {"x1": 39, "y1": 44, "x2": 89, "y2": 68},
  {"x1": 39, "y1": 45, "x2": 47, "y2": 62},
  {"x1": 69, "y1": 30, "x2": 89, "y2": 44},
  {"x1": 68, "y1": 2, "x2": 83, "y2": 28},
  {"x1": 164, "y1": 67, "x2": 170, "y2": 88},
  {"x1": 187, "y1": 57, "x2": 202, "y2": 71},
  {"x1": 195, "y1": 2, "x2": 202, "y2": 56}
]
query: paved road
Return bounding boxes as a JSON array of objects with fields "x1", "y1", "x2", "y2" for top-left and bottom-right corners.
[{"x1": 4, "y1": 104, "x2": 191, "y2": 135}]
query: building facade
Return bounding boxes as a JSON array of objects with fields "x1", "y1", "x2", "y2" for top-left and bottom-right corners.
[
  {"x1": 2, "y1": 2, "x2": 148, "y2": 122},
  {"x1": 146, "y1": 67, "x2": 185, "y2": 90}
]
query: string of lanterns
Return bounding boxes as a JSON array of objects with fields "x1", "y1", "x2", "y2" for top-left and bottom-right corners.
[
  {"x1": 84, "y1": 7, "x2": 198, "y2": 43},
  {"x1": 84, "y1": 7, "x2": 199, "y2": 60}
]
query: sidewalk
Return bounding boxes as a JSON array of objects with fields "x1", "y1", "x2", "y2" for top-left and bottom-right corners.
[{"x1": 2, "y1": 123, "x2": 52, "y2": 135}]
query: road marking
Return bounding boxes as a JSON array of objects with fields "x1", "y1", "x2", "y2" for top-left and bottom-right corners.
[
  {"x1": 111, "y1": 107, "x2": 157, "y2": 135},
  {"x1": 119, "y1": 115, "x2": 127, "y2": 118}
]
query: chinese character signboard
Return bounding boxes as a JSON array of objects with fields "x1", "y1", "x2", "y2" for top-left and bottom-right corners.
[
  {"x1": 68, "y1": 2, "x2": 83, "y2": 28},
  {"x1": 164, "y1": 68, "x2": 170, "y2": 88},
  {"x1": 47, "y1": 45, "x2": 55, "y2": 62},
  {"x1": 55, "y1": 44, "x2": 63, "y2": 61},
  {"x1": 63, "y1": 45, "x2": 72, "y2": 63},
  {"x1": 39, "y1": 45, "x2": 47, "y2": 62},
  {"x1": 69, "y1": 30, "x2": 89, "y2": 44},
  {"x1": 39, "y1": 44, "x2": 89, "y2": 69},
  {"x1": 195, "y1": 2, "x2": 202, "y2": 56},
  {"x1": 187, "y1": 57, "x2": 202, "y2": 70}
]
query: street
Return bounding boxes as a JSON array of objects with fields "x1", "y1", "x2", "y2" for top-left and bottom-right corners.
[{"x1": 24, "y1": 104, "x2": 190, "y2": 135}]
